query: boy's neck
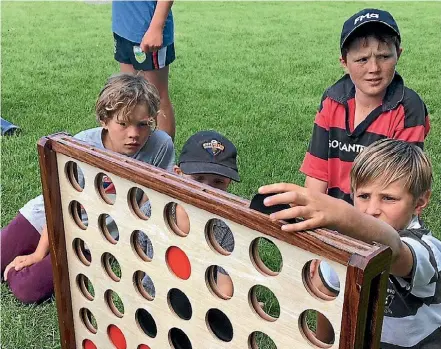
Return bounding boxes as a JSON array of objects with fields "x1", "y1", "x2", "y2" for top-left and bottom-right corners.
[{"x1": 354, "y1": 89, "x2": 385, "y2": 110}]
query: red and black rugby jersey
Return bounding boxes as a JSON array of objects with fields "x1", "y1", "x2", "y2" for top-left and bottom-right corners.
[{"x1": 300, "y1": 73, "x2": 430, "y2": 203}]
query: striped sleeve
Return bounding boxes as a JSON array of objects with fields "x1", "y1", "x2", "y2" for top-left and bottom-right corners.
[
  {"x1": 393, "y1": 88, "x2": 430, "y2": 149},
  {"x1": 300, "y1": 96, "x2": 330, "y2": 182},
  {"x1": 396, "y1": 229, "x2": 441, "y2": 298}
]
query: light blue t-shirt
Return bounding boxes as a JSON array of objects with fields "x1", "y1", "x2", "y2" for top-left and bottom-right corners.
[{"x1": 112, "y1": 1, "x2": 174, "y2": 46}]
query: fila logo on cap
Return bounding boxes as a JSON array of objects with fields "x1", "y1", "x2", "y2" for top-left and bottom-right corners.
[
  {"x1": 354, "y1": 13, "x2": 379, "y2": 25},
  {"x1": 202, "y1": 140, "x2": 225, "y2": 156}
]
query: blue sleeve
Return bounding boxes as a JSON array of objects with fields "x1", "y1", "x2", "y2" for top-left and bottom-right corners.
[{"x1": 153, "y1": 137, "x2": 175, "y2": 172}]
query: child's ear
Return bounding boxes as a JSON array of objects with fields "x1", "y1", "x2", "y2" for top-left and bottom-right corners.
[
  {"x1": 414, "y1": 190, "x2": 431, "y2": 216},
  {"x1": 173, "y1": 165, "x2": 183, "y2": 176},
  {"x1": 396, "y1": 47, "x2": 403, "y2": 61},
  {"x1": 339, "y1": 56, "x2": 349, "y2": 74},
  {"x1": 100, "y1": 119, "x2": 108, "y2": 129}
]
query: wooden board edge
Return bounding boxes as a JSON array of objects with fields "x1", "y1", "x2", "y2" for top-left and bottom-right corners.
[
  {"x1": 339, "y1": 246, "x2": 391, "y2": 349},
  {"x1": 38, "y1": 137, "x2": 76, "y2": 349}
]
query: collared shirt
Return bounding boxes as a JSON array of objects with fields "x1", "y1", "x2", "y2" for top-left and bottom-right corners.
[{"x1": 300, "y1": 73, "x2": 430, "y2": 203}]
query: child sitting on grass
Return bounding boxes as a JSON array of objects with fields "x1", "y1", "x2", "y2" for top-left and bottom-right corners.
[
  {"x1": 260, "y1": 139, "x2": 441, "y2": 348},
  {"x1": 1, "y1": 73, "x2": 175, "y2": 304}
]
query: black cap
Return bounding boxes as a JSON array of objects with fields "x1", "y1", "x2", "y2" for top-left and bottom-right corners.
[
  {"x1": 340, "y1": 8, "x2": 400, "y2": 50},
  {"x1": 179, "y1": 130, "x2": 240, "y2": 182}
]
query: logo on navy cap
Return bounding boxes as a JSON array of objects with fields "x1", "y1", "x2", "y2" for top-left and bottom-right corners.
[
  {"x1": 354, "y1": 12, "x2": 379, "y2": 25},
  {"x1": 202, "y1": 140, "x2": 225, "y2": 156}
]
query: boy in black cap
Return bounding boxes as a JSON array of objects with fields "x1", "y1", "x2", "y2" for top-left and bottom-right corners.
[
  {"x1": 300, "y1": 8, "x2": 430, "y2": 203},
  {"x1": 173, "y1": 130, "x2": 240, "y2": 296}
]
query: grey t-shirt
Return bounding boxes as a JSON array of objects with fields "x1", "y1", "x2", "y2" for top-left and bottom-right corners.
[{"x1": 19, "y1": 127, "x2": 175, "y2": 234}]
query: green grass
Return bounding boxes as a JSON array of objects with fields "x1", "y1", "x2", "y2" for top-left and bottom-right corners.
[{"x1": 1, "y1": 1, "x2": 441, "y2": 349}]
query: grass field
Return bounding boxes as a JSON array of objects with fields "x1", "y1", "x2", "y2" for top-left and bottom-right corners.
[{"x1": 1, "y1": 1, "x2": 440, "y2": 348}]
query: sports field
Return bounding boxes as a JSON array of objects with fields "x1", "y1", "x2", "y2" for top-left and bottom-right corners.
[{"x1": 1, "y1": 2, "x2": 440, "y2": 348}]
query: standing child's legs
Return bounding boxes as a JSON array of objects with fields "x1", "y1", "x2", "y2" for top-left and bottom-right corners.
[
  {"x1": 141, "y1": 67, "x2": 175, "y2": 140},
  {"x1": 1, "y1": 213, "x2": 54, "y2": 304},
  {"x1": 115, "y1": 33, "x2": 176, "y2": 139}
]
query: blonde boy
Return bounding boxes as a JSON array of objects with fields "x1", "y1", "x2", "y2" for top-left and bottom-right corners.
[{"x1": 260, "y1": 139, "x2": 441, "y2": 348}]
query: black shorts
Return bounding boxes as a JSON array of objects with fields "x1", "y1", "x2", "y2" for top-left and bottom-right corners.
[{"x1": 113, "y1": 33, "x2": 175, "y2": 71}]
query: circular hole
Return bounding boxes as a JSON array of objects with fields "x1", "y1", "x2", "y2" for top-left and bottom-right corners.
[
  {"x1": 164, "y1": 202, "x2": 190, "y2": 237},
  {"x1": 166, "y1": 246, "x2": 191, "y2": 280},
  {"x1": 303, "y1": 260, "x2": 340, "y2": 301},
  {"x1": 205, "y1": 219, "x2": 235, "y2": 256},
  {"x1": 134, "y1": 270, "x2": 155, "y2": 300},
  {"x1": 69, "y1": 200, "x2": 88, "y2": 230},
  {"x1": 250, "y1": 237, "x2": 282, "y2": 276},
  {"x1": 65, "y1": 161, "x2": 85, "y2": 192},
  {"x1": 299, "y1": 309, "x2": 335, "y2": 348},
  {"x1": 249, "y1": 285, "x2": 280, "y2": 321},
  {"x1": 205, "y1": 265, "x2": 234, "y2": 300},
  {"x1": 80, "y1": 308, "x2": 97, "y2": 334},
  {"x1": 73, "y1": 238, "x2": 92, "y2": 266},
  {"x1": 128, "y1": 187, "x2": 151, "y2": 220},
  {"x1": 96, "y1": 173, "x2": 116, "y2": 205},
  {"x1": 105, "y1": 289, "x2": 125, "y2": 318},
  {"x1": 82, "y1": 339, "x2": 97, "y2": 349},
  {"x1": 108, "y1": 324, "x2": 127, "y2": 349},
  {"x1": 206, "y1": 308, "x2": 233, "y2": 342},
  {"x1": 102, "y1": 253, "x2": 121, "y2": 282},
  {"x1": 136, "y1": 308, "x2": 157, "y2": 338},
  {"x1": 99, "y1": 214, "x2": 119, "y2": 244},
  {"x1": 169, "y1": 327, "x2": 192, "y2": 349},
  {"x1": 77, "y1": 274, "x2": 95, "y2": 300},
  {"x1": 249, "y1": 331, "x2": 277, "y2": 349},
  {"x1": 168, "y1": 288, "x2": 192, "y2": 320},
  {"x1": 132, "y1": 230, "x2": 153, "y2": 261}
]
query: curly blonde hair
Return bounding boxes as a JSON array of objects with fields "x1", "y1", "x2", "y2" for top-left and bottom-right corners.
[{"x1": 95, "y1": 73, "x2": 160, "y2": 129}]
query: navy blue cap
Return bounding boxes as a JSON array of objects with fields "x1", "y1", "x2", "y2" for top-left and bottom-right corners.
[
  {"x1": 179, "y1": 130, "x2": 240, "y2": 182},
  {"x1": 340, "y1": 8, "x2": 400, "y2": 50}
]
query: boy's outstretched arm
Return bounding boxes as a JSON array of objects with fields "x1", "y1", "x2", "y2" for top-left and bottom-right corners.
[{"x1": 259, "y1": 183, "x2": 413, "y2": 277}]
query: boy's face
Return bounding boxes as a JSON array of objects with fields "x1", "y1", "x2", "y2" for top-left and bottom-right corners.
[
  {"x1": 174, "y1": 166, "x2": 231, "y2": 191},
  {"x1": 341, "y1": 36, "x2": 401, "y2": 100},
  {"x1": 101, "y1": 104, "x2": 153, "y2": 156},
  {"x1": 353, "y1": 178, "x2": 429, "y2": 231}
]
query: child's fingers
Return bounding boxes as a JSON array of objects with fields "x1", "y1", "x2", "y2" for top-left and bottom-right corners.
[
  {"x1": 269, "y1": 205, "x2": 309, "y2": 222},
  {"x1": 281, "y1": 217, "x2": 320, "y2": 232},
  {"x1": 3, "y1": 263, "x2": 14, "y2": 281},
  {"x1": 264, "y1": 190, "x2": 308, "y2": 207},
  {"x1": 258, "y1": 183, "x2": 302, "y2": 195},
  {"x1": 14, "y1": 256, "x2": 34, "y2": 271}
]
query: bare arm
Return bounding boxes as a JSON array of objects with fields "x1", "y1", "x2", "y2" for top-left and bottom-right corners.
[
  {"x1": 141, "y1": 1, "x2": 174, "y2": 52},
  {"x1": 150, "y1": 0, "x2": 174, "y2": 31},
  {"x1": 305, "y1": 176, "x2": 327, "y2": 194},
  {"x1": 259, "y1": 183, "x2": 413, "y2": 277},
  {"x1": 34, "y1": 224, "x2": 50, "y2": 259}
]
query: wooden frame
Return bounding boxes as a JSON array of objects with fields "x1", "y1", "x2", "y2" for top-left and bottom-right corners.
[{"x1": 39, "y1": 133, "x2": 391, "y2": 349}]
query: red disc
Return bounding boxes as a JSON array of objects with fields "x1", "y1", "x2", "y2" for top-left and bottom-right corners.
[
  {"x1": 166, "y1": 246, "x2": 191, "y2": 280},
  {"x1": 138, "y1": 345, "x2": 151, "y2": 349},
  {"x1": 83, "y1": 339, "x2": 97, "y2": 349},
  {"x1": 108, "y1": 324, "x2": 127, "y2": 349}
]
